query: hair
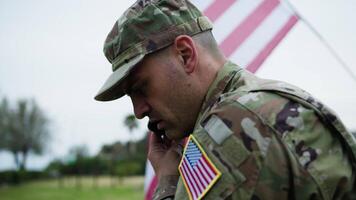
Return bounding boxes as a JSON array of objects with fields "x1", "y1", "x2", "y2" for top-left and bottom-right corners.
[
  {"x1": 192, "y1": 31, "x2": 224, "y2": 59},
  {"x1": 148, "y1": 30, "x2": 224, "y2": 64}
]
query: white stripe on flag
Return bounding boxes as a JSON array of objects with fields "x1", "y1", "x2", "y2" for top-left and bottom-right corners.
[
  {"x1": 191, "y1": 0, "x2": 215, "y2": 13},
  {"x1": 185, "y1": 157, "x2": 205, "y2": 194},
  {"x1": 219, "y1": 0, "x2": 280, "y2": 57},
  {"x1": 181, "y1": 149, "x2": 219, "y2": 199},
  {"x1": 212, "y1": 0, "x2": 263, "y2": 44},
  {"x1": 201, "y1": 156, "x2": 215, "y2": 179},
  {"x1": 192, "y1": 0, "x2": 298, "y2": 72},
  {"x1": 197, "y1": 161, "x2": 212, "y2": 183},
  {"x1": 195, "y1": 159, "x2": 209, "y2": 187},
  {"x1": 144, "y1": 160, "x2": 155, "y2": 193},
  {"x1": 182, "y1": 158, "x2": 199, "y2": 199},
  {"x1": 230, "y1": 3, "x2": 296, "y2": 67}
]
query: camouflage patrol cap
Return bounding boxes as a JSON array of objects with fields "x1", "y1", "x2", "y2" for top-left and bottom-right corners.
[{"x1": 95, "y1": 0, "x2": 213, "y2": 101}]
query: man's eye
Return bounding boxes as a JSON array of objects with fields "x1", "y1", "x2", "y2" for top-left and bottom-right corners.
[
  {"x1": 130, "y1": 86, "x2": 146, "y2": 97},
  {"x1": 127, "y1": 81, "x2": 147, "y2": 97}
]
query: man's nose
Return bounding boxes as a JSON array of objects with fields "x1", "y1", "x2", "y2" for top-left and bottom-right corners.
[{"x1": 131, "y1": 96, "x2": 150, "y2": 119}]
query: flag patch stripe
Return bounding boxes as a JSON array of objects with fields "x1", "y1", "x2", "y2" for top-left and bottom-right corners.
[{"x1": 179, "y1": 135, "x2": 221, "y2": 200}]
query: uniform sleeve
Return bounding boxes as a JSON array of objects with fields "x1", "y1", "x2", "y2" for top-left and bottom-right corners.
[
  {"x1": 201, "y1": 98, "x2": 298, "y2": 199},
  {"x1": 153, "y1": 175, "x2": 179, "y2": 200},
  {"x1": 202, "y1": 91, "x2": 353, "y2": 199}
]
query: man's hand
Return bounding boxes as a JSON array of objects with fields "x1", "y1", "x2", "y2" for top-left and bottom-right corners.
[{"x1": 148, "y1": 132, "x2": 183, "y2": 178}]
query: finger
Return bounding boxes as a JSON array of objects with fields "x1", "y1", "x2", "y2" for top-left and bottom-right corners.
[
  {"x1": 149, "y1": 131, "x2": 167, "y2": 151},
  {"x1": 149, "y1": 131, "x2": 160, "y2": 144},
  {"x1": 170, "y1": 140, "x2": 184, "y2": 157}
]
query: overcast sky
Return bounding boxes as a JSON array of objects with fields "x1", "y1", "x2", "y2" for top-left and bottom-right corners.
[{"x1": 0, "y1": 0, "x2": 355, "y2": 170}]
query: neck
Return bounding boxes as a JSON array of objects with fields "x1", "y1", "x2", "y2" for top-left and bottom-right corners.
[{"x1": 199, "y1": 54, "x2": 227, "y2": 89}]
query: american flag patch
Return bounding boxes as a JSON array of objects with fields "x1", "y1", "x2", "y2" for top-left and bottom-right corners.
[{"x1": 179, "y1": 135, "x2": 221, "y2": 200}]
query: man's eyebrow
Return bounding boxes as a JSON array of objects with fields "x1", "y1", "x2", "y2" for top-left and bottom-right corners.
[
  {"x1": 125, "y1": 77, "x2": 144, "y2": 95},
  {"x1": 124, "y1": 61, "x2": 146, "y2": 95},
  {"x1": 123, "y1": 72, "x2": 138, "y2": 94},
  {"x1": 123, "y1": 78, "x2": 133, "y2": 95}
]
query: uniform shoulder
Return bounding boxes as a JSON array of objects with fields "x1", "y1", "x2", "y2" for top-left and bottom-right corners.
[
  {"x1": 201, "y1": 90, "x2": 282, "y2": 157},
  {"x1": 214, "y1": 89, "x2": 290, "y2": 126},
  {"x1": 197, "y1": 90, "x2": 294, "y2": 199},
  {"x1": 198, "y1": 76, "x2": 355, "y2": 199}
]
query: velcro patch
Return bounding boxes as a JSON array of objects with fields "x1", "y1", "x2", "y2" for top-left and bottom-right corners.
[{"x1": 203, "y1": 115, "x2": 233, "y2": 145}]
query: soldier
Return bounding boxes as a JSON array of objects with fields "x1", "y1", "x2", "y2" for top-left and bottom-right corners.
[{"x1": 95, "y1": 0, "x2": 356, "y2": 199}]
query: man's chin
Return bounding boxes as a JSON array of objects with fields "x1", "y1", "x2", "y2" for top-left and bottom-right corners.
[{"x1": 165, "y1": 129, "x2": 191, "y2": 140}]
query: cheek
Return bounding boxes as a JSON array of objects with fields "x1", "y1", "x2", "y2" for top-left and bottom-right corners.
[
  {"x1": 149, "y1": 84, "x2": 179, "y2": 115},
  {"x1": 147, "y1": 70, "x2": 190, "y2": 116},
  {"x1": 145, "y1": 83, "x2": 170, "y2": 111}
]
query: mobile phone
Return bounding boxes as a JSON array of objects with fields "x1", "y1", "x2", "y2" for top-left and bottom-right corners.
[{"x1": 148, "y1": 121, "x2": 166, "y2": 140}]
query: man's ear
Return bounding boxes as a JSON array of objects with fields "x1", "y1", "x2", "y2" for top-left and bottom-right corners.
[{"x1": 173, "y1": 35, "x2": 198, "y2": 74}]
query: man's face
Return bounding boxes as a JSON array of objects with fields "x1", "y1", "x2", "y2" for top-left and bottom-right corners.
[{"x1": 124, "y1": 50, "x2": 201, "y2": 140}]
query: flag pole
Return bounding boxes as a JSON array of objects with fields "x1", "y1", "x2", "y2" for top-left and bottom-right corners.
[{"x1": 282, "y1": 0, "x2": 356, "y2": 83}]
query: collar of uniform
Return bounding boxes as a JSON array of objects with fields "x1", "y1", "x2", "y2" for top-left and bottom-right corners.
[{"x1": 198, "y1": 61, "x2": 242, "y2": 119}]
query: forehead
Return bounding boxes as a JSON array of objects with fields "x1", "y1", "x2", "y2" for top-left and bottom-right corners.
[
  {"x1": 122, "y1": 47, "x2": 171, "y2": 94},
  {"x1": 128, "y1": 50, "x2": 164, "y2": 79},
  {"x1": 122, "y1": 56, "x2": 151, "y2": 93}
]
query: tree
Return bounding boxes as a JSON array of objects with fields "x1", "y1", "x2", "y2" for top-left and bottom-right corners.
[
  {"x1": 0, "y1": 98, "x2": 10, "y2": 150},
  {"x1": 100, "y1": 142, "x2": 126, "y2": 161},
  {"x1": 68, "y1": 144, "x2": 89, "y2": 188},
  {"x1": 124, "y1": 114, "x2": 138, "y2": 132},
  {"x1": 0, "y1": 97, "x2": 50, "y2": 171},
  {"x1": 69, "y1": 145, "x2": 89, "y2": 160},
  {"x1": 123, "y1": 114, "x2": 139, "y2": 155}
]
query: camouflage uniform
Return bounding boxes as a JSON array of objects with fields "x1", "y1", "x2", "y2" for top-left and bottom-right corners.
[
  {"x1": 154, "y1": 61, "x2": 356, "y2": 200},
  {"x1": 94, "y1": 0, "x2": 356, "y2": 199}
]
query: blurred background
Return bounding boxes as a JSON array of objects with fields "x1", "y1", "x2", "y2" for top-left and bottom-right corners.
[{"x1": 0, "y1": 0, "x2": 355, "y2": 199}]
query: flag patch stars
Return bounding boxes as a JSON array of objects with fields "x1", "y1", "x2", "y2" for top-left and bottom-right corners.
[{"x1": 179, "y1": 135, "x2": 221, "y2": 200}]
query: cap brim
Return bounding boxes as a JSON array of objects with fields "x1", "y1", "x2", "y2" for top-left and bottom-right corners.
[{"x1": 94, "y1": 54, "x2": 145, "y2": 101}]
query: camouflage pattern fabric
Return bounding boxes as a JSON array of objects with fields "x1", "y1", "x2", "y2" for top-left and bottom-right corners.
[
  {"x1": 95, "y1": 0, "x2": 213, "y2": 101},
  {"x1": 166, "y1": 61, "x2": 356, "y2": 199},
  {"x1": 103, "y1": 0, "x2": 211, "y2": 71}
]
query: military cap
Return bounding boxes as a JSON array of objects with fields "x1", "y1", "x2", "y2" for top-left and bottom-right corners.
[{"x1": 95, "y1": 0, "x2": 213, "y2": 101}]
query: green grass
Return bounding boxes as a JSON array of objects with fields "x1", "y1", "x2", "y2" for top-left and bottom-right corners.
[{"x1": 0, "y1": 176, "x2": 144, "y2": 200}]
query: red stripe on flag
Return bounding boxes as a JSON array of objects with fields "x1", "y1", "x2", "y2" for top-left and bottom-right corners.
[
  {"x1": 182, "y1": 159, "x2": 199, "y2": 198},
  {"x1": 180, "y1": 161, "x2": 195, "y2": 199},
  {"x1": 181, "y1": 160, "x2": 194, "y2": 198},
  {"x1": 246, "y1": 15, "x2": 298, "y2": 73},
  {"x1": 201, "y1": 157, "x2": 214, "y2": 180},
  {"x1": 219, "y1": 0, "x2": 280, "y2": 57},
  {"x1": 195, "y1": 160, "x2": 209, "y2": 186},
  {"x1": 184, "y1": 159, "x2": 203, "y2": 195},
  {"x1": 202, "y1": 155, "x2": 217, "y2": 176},
  {"x1": 189, "y1": 162, "x2": 205, "y2": 193},
  {"x1": 197, "y1": 162, "x2": 211, "y2": 183},
  {"x1": 144, "y1": 176, "x2": 158, "y2": 200},
  {"x1": 203, "y1": 0, "x2": 236, "y2": 22}
]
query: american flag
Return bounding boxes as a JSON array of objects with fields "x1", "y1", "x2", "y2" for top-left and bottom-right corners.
[
  {"x1": 179, "y1": 135, "x2": 221, "y2": 200},
  {"x1": 197, "y1": 0, "x2": 298, "y2": 73},
  {"x1": 144, "y1": 0, "x2": 299, "y2": 199}
]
